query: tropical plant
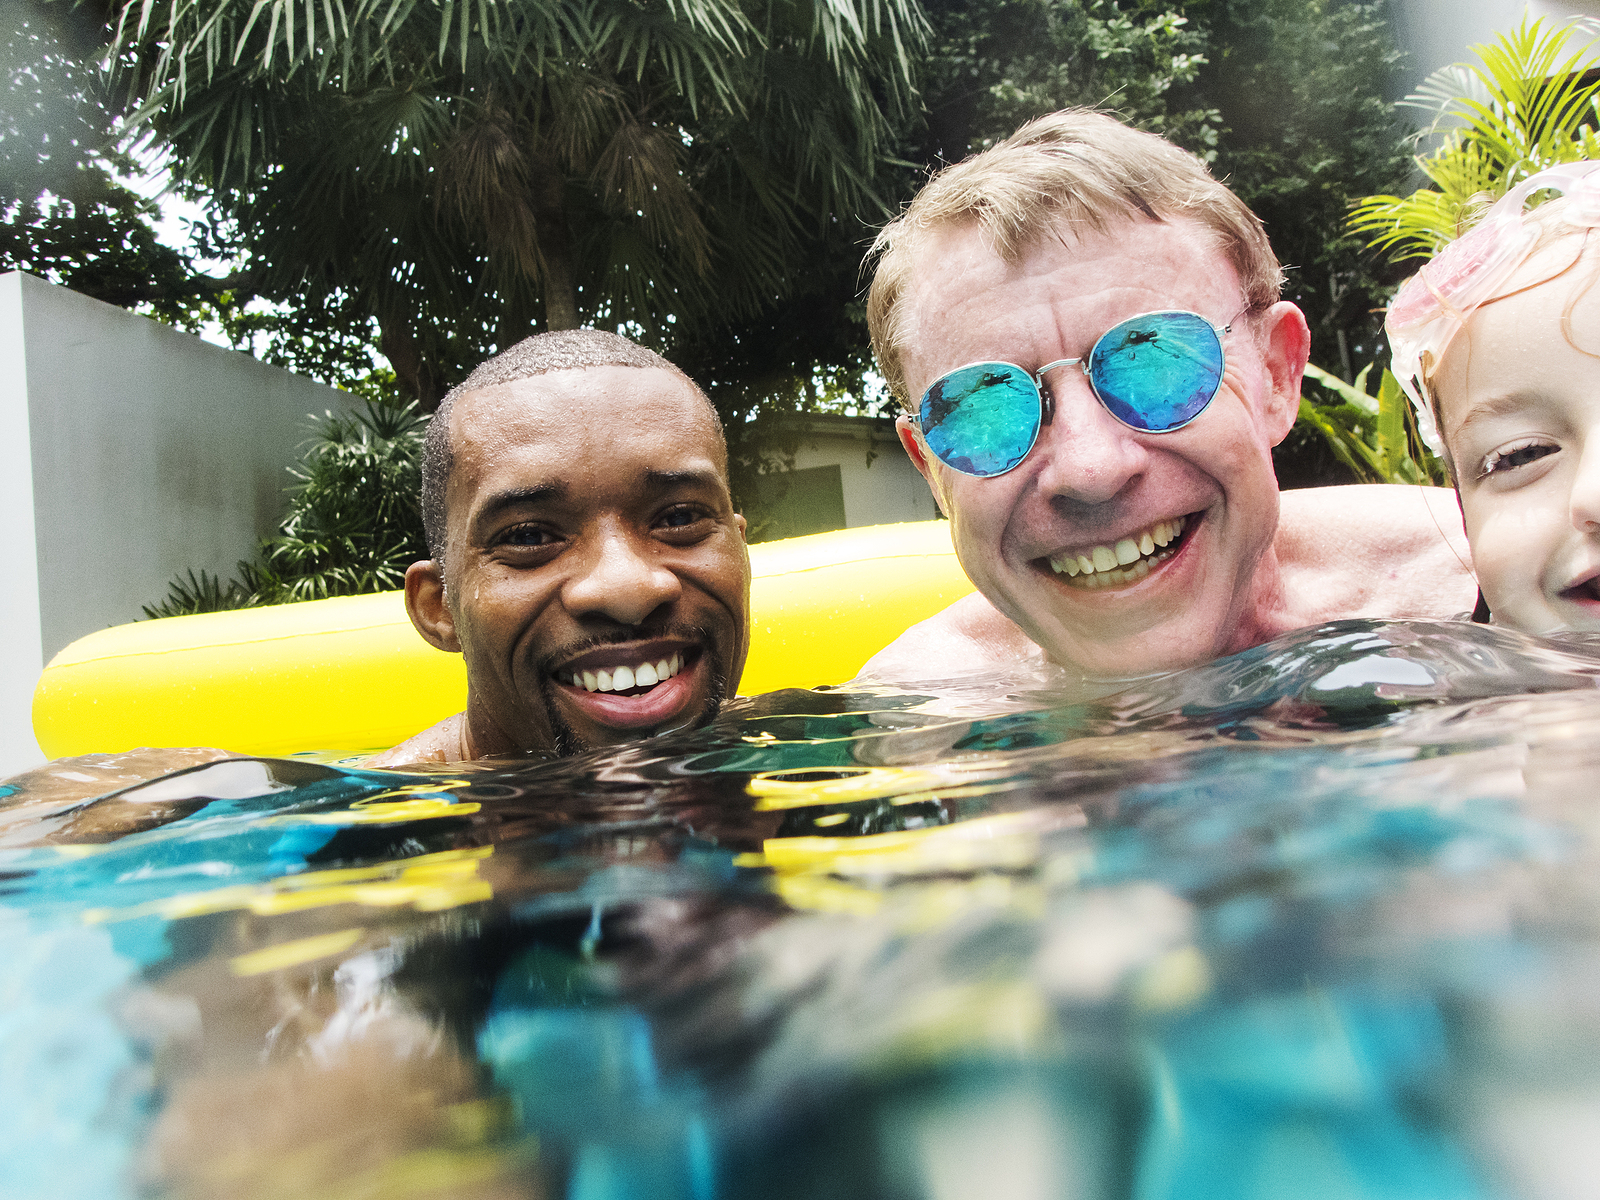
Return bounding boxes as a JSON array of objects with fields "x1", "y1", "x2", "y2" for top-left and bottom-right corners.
[
  {"x1": 107, "y1": 0, "x2": 928, "y2": 405},
  {"x1": 1347, "y1": 15, "x2": 1600, "y2": 262},
  {"x1": 0, "y1": 0, "x2": 249, "y2": 326},
  {"x1": 144, "y1": 398, "x2": 429, "y2": 616},
  {"x1": 1199, "y1": 0, "x2": 1415, "y2": 385},
  {"x1": 1298, "y1": 363, "x2": 1447, "y2": 486}
]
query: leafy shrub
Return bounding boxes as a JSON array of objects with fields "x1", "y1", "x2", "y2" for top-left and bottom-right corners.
[{"x1": 1298, "y1": 365, "x2": 1447, "y2": 486}]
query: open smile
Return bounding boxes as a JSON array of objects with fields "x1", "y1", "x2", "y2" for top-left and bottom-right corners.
[
  {"x1": 1041, "y1": 512, "x2": 1199, "y2": 591},
  {"x1": 1558, "y1": 568, "x2": 1600, "y2": 610},
  {"x1": 551, "y1": 641, "x2": 705, "y2": 732}
]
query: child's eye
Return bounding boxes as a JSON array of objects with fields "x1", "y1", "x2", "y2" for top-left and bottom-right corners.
[{"x1": 1478, "y1": 439, "x2": 1559, "y2": 480}]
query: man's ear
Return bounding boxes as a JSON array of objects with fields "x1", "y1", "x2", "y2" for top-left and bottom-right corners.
[
  {"x1": 897, "y1": 413, "x2": 950, "y2": 518},
  {"x1": 734, "y1": 511, "x2": 747, "y2": 541},
  {"x1": 405, "y1": 560, "x2": 461, "y2": 653},
  {"x1": 1255, "y1": 301, "x2": 1311, "y2": 445}
]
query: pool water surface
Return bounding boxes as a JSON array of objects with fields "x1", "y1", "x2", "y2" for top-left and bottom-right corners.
[{"x1": 4, "y1": 618, "x2": 1600, "y2": 1199}]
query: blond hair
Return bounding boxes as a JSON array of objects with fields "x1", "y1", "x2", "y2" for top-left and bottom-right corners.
[{"x1": 866, "y1": 109, "x2": 1285, "y2": 405}]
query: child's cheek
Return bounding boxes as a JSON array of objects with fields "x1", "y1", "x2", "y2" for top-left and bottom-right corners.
[{"x1": 1467, "y1": 496, "x2": 1567, "y2": 630}]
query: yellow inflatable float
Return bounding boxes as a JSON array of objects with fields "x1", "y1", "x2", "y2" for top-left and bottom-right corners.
[{"x1": 33, "y1": 521, "x2": 973, "y2": 759}]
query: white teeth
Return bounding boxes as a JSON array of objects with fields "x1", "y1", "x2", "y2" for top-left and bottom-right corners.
[
  {"x1": 1048, "y1": 515, "x2": 1192, "y2": 586},
  {"x1": 566, "y1": 653, "x2": 686, "y2": 693}
]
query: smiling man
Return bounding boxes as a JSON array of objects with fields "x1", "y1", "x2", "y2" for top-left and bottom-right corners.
[
  {"x1": 861, "y1": 110, "x2": 1476, "y2": 682},
  {"x1": 368, "y1": 331, "x2": 750, "y2": 765}
]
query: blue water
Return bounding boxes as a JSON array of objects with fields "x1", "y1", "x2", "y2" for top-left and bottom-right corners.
[{"x1": 4, "y1": 618, "x2": 1600, "y2": 1199}]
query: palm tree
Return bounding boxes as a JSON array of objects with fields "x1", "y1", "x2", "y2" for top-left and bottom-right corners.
[
  {"x1": 1348, "y1": 15, "x2": 1600, "y2": 262},
  {"x1": 111, "y1": 0, "x2": 926, "y2": 403}
]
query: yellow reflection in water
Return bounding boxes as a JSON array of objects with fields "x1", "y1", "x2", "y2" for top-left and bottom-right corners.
[
  {"x1": 230, "y1": 927, "x2": 367, "y2": 976},
  {"x1": 746, "y1": 811, "x2": 1084, "y2": 920},
  {"x1": 83, "y1": 845, "x2": 495, "y2": 925},
  {"x1": 749, "y1": 766, "x2": 951, "y2": 809}
]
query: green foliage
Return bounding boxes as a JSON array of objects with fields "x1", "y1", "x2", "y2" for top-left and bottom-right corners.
[
  {"x1": 1198, "y1": 0, "x2": 1415, "y2": 383},
  {"x1": 1298, "y1": 363, "x2": 1448, "y2": 486},
  {"x1": 1348, "y1": 15, "x2": 1600, "y2": 262},
  {"x1": 108, "y1": 0, "x2": 931, "y2": 405},
  {"x1": 0, "y1": 0, "x2": 244, "y2": 326},
  {"x1": 140, "y1": 569, "x2": 259, "y2": 619},
  {"x1": 257, "y1": 397, "x2": 430, "y2": 602},
  {"x1": 144, "y1": 399, "x2": 429, "y2": 616},
  {"x1": 915, "y1": 0, "x2": 1220, "y2": 163}
]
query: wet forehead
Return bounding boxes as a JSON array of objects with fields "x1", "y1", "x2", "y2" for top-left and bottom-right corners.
[
  {"x1": 447, "y1": 366, "x2": 725, "y2": 506},
  {"x1": 899, "y1": 216, "x2": 1238, "y2": 388},
  {"x1": 1438, "y1": 236, "x2": 1600, "y2": 427}
]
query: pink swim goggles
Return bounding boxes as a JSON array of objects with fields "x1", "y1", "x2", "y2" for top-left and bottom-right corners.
[{"x1": 1386, "y1": 160, "x2": 1600, "y2": 455}]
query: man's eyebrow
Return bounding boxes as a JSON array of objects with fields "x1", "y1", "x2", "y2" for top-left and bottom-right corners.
[
  {"x1": 474, "y1": 483, "x2": 566, "y2": 523},
  {"x1": 644, "y1": 467, "x2": 723, "y2": 489}
]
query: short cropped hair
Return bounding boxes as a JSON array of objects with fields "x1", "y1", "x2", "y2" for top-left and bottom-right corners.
[
  {"x1": 866, "y1": 108, "x2": 1286, "y2": 405},
  {"x1": 421, "y1": 329, "x2": 721, "y2": 564}
]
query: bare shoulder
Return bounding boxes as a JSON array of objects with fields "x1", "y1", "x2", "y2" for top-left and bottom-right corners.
[
  {"x1": 363, "y1": 713, "x2": 466, "y2": 769},
  {"x1": 855, "y1": 591, "x2": 1042, "y2": 683},
  {"x1": 1275, "y1": 485, "x2": 1476, "y2": 621}
]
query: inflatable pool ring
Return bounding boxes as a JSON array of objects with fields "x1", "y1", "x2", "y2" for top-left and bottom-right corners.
[{"x1": 32, "y1": 521, "x2": 973, "y2": 759}]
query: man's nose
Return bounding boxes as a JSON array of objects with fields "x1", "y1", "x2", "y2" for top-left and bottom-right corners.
[
  {"x1": 1030, "y1": 373, "x2": 1151, "y2": 505},
  {"x1": 562, "y1": 527, "x2": 682, "y2": 626},
  {"x1": 1571, "y1": 438, "x2": 1600, "y2": 534}
]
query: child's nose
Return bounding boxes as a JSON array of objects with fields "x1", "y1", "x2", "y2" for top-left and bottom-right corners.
[{"x1": 1570, "y1": 439, "x2": 1600, "y2": 533}]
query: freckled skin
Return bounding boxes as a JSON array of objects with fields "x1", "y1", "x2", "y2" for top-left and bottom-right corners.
[
  {"x1": 370, "y1": 366, "x2": 750, "y2": 765},
  {"x1": 861, "y1": 217, "x2": 1476, "y2": 682},
  {"x1": 1437, "y1": 236, "x2": 1600, "y2": 634}
]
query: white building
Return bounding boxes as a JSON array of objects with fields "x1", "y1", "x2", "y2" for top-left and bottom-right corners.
[{"x1": 744, "y1": 413, "x2": 940, "y2": 543}]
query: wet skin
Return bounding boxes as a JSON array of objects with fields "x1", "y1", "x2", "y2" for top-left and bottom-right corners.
[
  {"x1": 401, "y1": 366, "x2": 750, "y2": 758},
  {"x1": 893, "y1": 216, "x2": 1308, "y2": 678},
  {"x1": 1439, "y1": 237, "x2": 1600, "y2": 634}
]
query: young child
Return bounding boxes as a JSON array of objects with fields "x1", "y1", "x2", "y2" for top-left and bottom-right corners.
[{"x1": 1387, "y1": 161, "x2": 1600, "y2": 635}]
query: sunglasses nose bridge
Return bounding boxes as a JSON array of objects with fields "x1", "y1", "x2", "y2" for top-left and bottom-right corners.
[{"x1": 1034, "y1": 357, "x2": 1086, "y2": 426}]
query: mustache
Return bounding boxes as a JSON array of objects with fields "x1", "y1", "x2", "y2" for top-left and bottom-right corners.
[
  {"x1": 536, "y1": 623, "x2": 717, "y2": 676},
  {"x1": 539, "y1": 628, "x2": 730, "y2": 757}
]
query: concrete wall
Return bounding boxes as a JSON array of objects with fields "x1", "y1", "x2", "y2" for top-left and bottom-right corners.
[
  {"x1": 1391, "y1": 0, "x2": 1600, "y2": 97},
  {"x1": 0, "y1": 272, "x2": 357, "y2": 774}
]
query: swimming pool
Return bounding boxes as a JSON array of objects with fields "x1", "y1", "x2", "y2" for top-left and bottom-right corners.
[{"x1": 4, "y1": 617, "x2": 1599, "y2": 1199}]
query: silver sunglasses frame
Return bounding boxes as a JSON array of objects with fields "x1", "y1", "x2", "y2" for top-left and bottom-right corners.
[{"x1": 913, "y1": 306, "x2": 1249, "y2": 479}]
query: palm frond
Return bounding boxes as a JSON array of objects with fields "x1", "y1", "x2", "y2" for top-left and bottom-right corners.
[{"x1": 1349, "y1": 15, "x2": 1600, "y2": 260}]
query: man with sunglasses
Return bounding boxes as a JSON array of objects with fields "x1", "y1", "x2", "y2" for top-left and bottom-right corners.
[{"x1": 861, "y1": 110, "x2": 1475, "y2": 682}]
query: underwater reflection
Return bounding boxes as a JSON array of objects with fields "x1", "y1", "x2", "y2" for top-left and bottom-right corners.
[{"x1": 5, "y1": 619, "x2": 1600, "y2": 1198}]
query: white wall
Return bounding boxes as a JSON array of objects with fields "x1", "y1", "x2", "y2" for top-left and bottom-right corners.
[
  {"x1": 1391, "y1": 0, "x2": 1600, "y2": 97},
  {"x1": 784, "y1": 416, "x2": 941, "y2": 529},
  {"x1": 0, "y1": 272, "x2": 357, "y2": 774}
]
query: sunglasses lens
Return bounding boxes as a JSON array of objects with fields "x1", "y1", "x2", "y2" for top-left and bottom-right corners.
[
  {"x1": 919, "y1": 362, "x2": 1041, "y2": 477},
  {"x1": 1089, "y1": 311, "x2": 1224, "y2": 432}
]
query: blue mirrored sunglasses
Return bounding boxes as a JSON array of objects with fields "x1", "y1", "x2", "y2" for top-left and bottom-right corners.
[{"x1": 915, "y1": 308, "x2": 1247, "y2": 478}]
